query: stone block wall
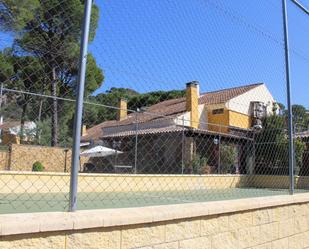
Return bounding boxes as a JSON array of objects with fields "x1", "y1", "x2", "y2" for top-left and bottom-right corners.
[
  {"x1": 0, "y1": 150, "x2": 9, "y2": 170},
  {"x1": 1, "y1": 200, "x2": 309, "y2": 248},
  {"x1": 9, "y1": 144, "x2": 72, "y2": 172},
  {"x1": 0, "y1": 144, "x2": 89, "y2": 172}
]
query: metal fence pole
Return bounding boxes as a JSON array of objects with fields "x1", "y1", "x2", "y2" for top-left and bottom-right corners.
[
  {"x1": 282, "y1": 0, "x2": 295, "y2": 195},
  {"x1": 0, "y1": 83, "x2": 3, "y2": 133},
  {"x1": 218, "y1": 135, "x2": 221, "y2": 174},
  {"x1": 69, "y1": 0, "x2": 93, "y2": 211},
  {"x1": 134, "y1": 113, "x2": 138, "y2": 174},
  {"x1": 181, "y1": 117, "x2": 185, "y2": 174}
]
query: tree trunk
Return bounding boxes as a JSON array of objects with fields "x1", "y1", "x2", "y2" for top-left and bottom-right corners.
[{"x1": 51, "y1": 67, "x2": 58, "y2": 147}]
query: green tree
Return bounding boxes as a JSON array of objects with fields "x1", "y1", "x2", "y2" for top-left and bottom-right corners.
[
  {"x1": 255, "y1": 114, "x2": 306, "y2": 175},
  {"x1": 0, "y1": 50, "x2": 14, "y2": 83},
  {"x1": 0, "y1": 0, "x2": 40, "y2": 31},
  {"x1": 13, "y1": 56, "x2": 46, "y2": 141},
  {"x1": 83, "y1": 88, "x2": 139, "y2": 127},
  {"x1": 128, "y1": 90, "x2": 185, "y2": 111},
  {"x1": 0, "y1": 0, "x2": 104, "y2": 146},
  {"x1": 292, "y1": 105, "x2": 309, "y2": 132},
  {"x1": 83, "y1": 88, "x2": 186, "y2": 128},
  {"x1": 0, "y1": 50, "x2": 46, "y2": 133}
]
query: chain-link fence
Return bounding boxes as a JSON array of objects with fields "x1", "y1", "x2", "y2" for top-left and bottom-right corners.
[{"x1": 0, "y1": 0, "x2": 308, "y2": 214}]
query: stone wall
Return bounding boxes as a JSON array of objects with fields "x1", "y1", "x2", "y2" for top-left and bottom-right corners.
[
  {"x1": 1, "y1": 195, "x2": 309, "y2": 248},
  {"x1": 0, "y1": 144, "x2": 89, "y2": 172},
  {"x1": 9, "y1": 144, "x2": 72, "y2": 172},
  {"x1": 0, "y1": 150, "x2": 9, "y2": 170}
]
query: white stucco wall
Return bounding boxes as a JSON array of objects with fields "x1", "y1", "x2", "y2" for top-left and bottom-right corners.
[
  {"x1": 175, "y1": 104, "x2": 208, "y2": 129},
  {"x1": 226, "y1": 84, "x2": 276, "y2": 115}
]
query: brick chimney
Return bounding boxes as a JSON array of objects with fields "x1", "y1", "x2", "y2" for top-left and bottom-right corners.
[
  {"x1": 117, "y1": 98, "x2": 128, "y2": 121},
  {"x1": 186, "y1": 81, "x2": 199, "y2": 129}
]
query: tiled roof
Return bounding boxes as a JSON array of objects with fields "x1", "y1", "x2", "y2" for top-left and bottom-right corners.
[
  {"x1": 82, "y1": 83, "x2": 263, "y2": 141},
  {"x1": 81, "y1": 120, "x2": 116, "y2": 142},
  {"x1": 101, "y1": 125, "x2": 252, "y2": 140},
  {"x1": 102, "y1": 126, "x2": 186, "y2": 138}
]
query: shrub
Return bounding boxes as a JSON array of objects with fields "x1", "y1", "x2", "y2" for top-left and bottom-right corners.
[
  {"x1": 191, "y1": 154, "x2": 210, "y2": 174},
  {"x1": 220, "y1": 145, "x2": 237, "y2": 173},
  {"x1": 32, "y1": 161, "x2": 44, "y2": 172}
]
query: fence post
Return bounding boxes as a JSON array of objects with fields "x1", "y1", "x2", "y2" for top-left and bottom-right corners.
[
  {"x1": 69, "y1": 0, "x2": 93, "y2": 211},
  {"x1": 218, "y1": 134, "x2": 221, "y2": 174},
  {"x1": 181, "y1": 117, "x2": 185, "y2": 174},
  {"x1": 282, "y1": 0, "x2": 295, "y2": 195},
  {"x1": 134, "y1": 112, "x2": 138, "y2": 174}
]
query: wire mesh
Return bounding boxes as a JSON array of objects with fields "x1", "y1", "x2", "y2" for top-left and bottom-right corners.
[{"x1": 0, "y1": 0, "x2": 308, "y2": 214}]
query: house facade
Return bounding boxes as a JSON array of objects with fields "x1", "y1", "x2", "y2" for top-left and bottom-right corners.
[{"x1": 82, "y1": 82, "x2": 276, "y2": 174}]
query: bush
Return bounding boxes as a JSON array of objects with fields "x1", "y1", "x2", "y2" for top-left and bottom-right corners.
[
  {"x1": 32, "y1": 161, "x2": 44, "y2": 172},
  {"x1": 190, "y1": 154, "x2": 210, "y2": 174},
  {"x1": 220, "y1": 145, "x2": 237, "y2": 173}
]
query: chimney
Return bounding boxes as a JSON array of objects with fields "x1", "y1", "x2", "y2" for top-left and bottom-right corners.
[
  {"x1": 186, "y1": 81, "x2": 199, "y2": 129},
  {"x1": 82, "y1": 125, "x2": 87, "y2": 136},
  {"x1": 117, "y1": 98, "x2": 128, "y2": 121}
]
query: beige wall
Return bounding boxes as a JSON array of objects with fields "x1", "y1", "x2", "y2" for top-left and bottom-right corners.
[
  {"x1": 0, "y1": 172, "x2": 308, "y2": 194},
  {"x1": 1, "y1": 201, "x2": 309, "y2": 248},
  {"x1": 0, "y1": 172, "x2": 248, "y2": 194}
]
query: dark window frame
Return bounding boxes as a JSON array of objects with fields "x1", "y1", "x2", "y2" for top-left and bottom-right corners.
[{"x1": 212, "y1": 108, "x2": 224, "y2": 115}]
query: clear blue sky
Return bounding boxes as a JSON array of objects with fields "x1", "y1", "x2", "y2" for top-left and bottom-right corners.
[
  {"x1": 1, "y1": 0, "x2": 308, "y2": 108},
  {"x1": 89, "y1": 0, "x2": 309, "y2": 108}
]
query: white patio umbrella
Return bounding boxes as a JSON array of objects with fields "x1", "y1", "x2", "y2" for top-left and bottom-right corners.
[{"x1": 80, "y1": 145, "x2": 123, "y2": 157}]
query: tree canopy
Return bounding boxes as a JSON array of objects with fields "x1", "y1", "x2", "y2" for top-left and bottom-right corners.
[
  {"x1": 83, "y1": 88, "x2": 186, "y2": 128},
  {"x1": 255, "y1": 109, "x2": 307, "y2": 175},
  {"x1": 0, "y1": 0, "x2": 104, "y2": 146}
]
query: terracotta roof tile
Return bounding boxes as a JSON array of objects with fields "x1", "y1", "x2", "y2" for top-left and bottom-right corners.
[
  {"x1": 102, "y1": 126, "x2": 186, "y2": 138},
  {"x1": 81, "y1": 120, "x2": 116, "y2": 141},
  {"x1": 101, "y1": 125, "x2": 251, "y2": 140}
]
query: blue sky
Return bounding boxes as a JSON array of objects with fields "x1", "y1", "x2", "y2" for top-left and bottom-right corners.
[
  {"x1": 1, "y1": 0, "x2": 309, "y2": 108},
  {"x1": 89, "y1": 0, "x2": 309, "y2": 108}
]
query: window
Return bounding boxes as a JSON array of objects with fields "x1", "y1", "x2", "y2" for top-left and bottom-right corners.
[{"x1": 212, "y1": 108, "x2": 224, "y2": 115}]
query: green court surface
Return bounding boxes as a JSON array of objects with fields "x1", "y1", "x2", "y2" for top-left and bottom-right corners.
[{"x1": 0, "y1": 188, "x2": 307, "y2": 214}]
